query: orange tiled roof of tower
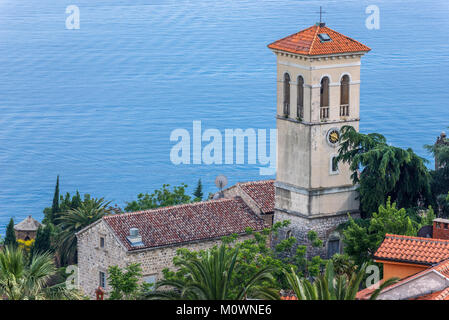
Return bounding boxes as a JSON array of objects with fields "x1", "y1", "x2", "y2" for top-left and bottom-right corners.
[{"x1": 267, "y1": 24, "x2": 370, "y2": 56}]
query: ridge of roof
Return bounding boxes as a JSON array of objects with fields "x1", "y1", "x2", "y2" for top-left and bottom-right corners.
[
  {"x1": 103, "y1": 197, "x2": 236, "y2": 220},
  {"x1": 308, "y1": 25, "x2": 321, "y2": 55},
  {"x1": 384, "y1": 233, "x2": 449, "y2": 244}
]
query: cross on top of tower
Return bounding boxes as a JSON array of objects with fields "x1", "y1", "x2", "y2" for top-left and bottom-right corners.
[{"x1": 316, "y1": 6, "x2": 326, "y2": 26}]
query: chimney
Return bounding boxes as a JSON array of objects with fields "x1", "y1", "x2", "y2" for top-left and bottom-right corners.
[
  {"x1": 433, "y1": 218, "x2": 449, "y2": 240},
  {"x1": 129, "y1": 227, "x2": 139, "y2": 237},
  {"x1": 126, "y1": 227, "x2": 144, "y2": 247}
]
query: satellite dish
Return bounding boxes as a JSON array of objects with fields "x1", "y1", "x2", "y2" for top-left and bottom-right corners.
[{"x1": 215, "y1": 175, "x2": 228, "y2": 191}]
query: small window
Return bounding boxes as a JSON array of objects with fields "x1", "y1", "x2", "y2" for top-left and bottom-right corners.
[
  {"x1": 144, "y1": 275, "x2": 157, "y2": 290},
  {"x1": 100, "y1": 237, "x2": 105, "y2": 248},
  {"x1": 297, "y1": 76, "x2": 304, "y2": 119},
  {"x1": 99, "y1": 271, "x2": 106, "y2": 288},
  {"x1": 286, "y1": 230, "x2": 292, "y2": 239},
  {"x1": 330, "y1": 156, "x2": 339, "y2": 174},
  {"x1": 283, "y1": 73, "x2": 291, "y2": 116},
  {"x1": 327, "y1": 240, "x2": 340, "y2": 258},
  {"x1": 445, "y1": 224, "x2": 448, "y2": 230}
]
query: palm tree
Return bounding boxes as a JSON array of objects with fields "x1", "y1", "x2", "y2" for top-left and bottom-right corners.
[
  {"x1": 146, "y1": 244, "x2": 279, "y2": 300},
  {"x1": 57, "y1": 197, "x2": 111, "y2": 265},
  {"x1": 284, "y1": 260, "x2": 398, "y2": 300},
  {"x1": 0, "y1": 246, "x2": 83, "y2": 300}
]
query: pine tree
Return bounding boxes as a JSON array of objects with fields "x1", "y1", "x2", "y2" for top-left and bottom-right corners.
[
  {"x1": 50, "y1": 175, "x2": 60, "y2": 223},
  {"x1": 4, "y1": 218, "x2": 16, "y2": 247},
  {"x1": 193, "y1": 179, "x2": 203, "y2": 202}
]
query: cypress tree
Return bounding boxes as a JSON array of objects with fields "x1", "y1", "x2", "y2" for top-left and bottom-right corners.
[
  {"x1": 72, "y1": 190, "x2": 82, "y2": 209},
  {"x1": 32, "y1": 225, "x2": 52, "y2": 255},
  {"x1": 51, "y1": 175, "x2": 60, "y2": 223},
  {"x1": 4, "y1": 218, "x2": 16, "y2": 247},
  {"x1": 193, "y1": 179, "x2": 203, "y2": 201}
]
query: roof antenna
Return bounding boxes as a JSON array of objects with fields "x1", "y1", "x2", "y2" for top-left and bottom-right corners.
[
  {"x1": 213, "y1": 175, "x2": 228, "y2": 199},
  {"x1": 316, "y1": 6, "x2": 326, "y2": 27}
]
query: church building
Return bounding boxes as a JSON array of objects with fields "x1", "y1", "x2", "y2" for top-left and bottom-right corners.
[
  {"x1": 267, "y1": 22, "x2": 370, "y2": 257},
  {"x1": 76, "y1": 22, "x2": 372, "y2": 297}
]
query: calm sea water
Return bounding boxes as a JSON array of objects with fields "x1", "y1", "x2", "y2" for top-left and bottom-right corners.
[{"x1": 0, "y1": 0, "x2": 448, "y2": 234}]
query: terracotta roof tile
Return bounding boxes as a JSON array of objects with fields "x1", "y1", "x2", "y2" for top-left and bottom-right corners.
[
  {"x1": 357, "y1": 259, "x2": 449, "y2": 300},
  {"x1": 280, "y1": 295, "x2": 298, "y2": 300},
  {"x1": 103, "y1": 197, "x2": 266, "y2": 251},
  {"x1": 237, "y1": 180, "x2": 275, "y2": 214},
  {"x1": 410, "y1": 289, "x2": 449, "y2": 300},
  {"x1": 268, "y1": 24, "x2": 370, "y2": 56},
  {"x1": 375, "y1": 234, "x2": 449, "y2": 265}
]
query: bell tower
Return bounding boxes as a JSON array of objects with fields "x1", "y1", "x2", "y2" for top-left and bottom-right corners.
[{"x1": 268, "y1": 22, "x2": 370, "y2": 257}]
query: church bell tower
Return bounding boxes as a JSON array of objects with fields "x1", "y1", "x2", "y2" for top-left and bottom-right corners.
[{"x1": 268, "y1": 22, "x2": 370, "y2": 257}]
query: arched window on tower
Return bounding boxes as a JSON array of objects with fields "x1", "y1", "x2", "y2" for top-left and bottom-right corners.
[
  {"x1": 283, "y1": 73, "x2": 290, "y2": 116},
  {"x1": 297, "y1": 76, "x2": 304, "y2": 120},
  {"x1": 340, "y1": 75, "x2": 350, "y2": 117},
  {"x1": 320, "y1": 77, "x2": 329, "y2": 119}
]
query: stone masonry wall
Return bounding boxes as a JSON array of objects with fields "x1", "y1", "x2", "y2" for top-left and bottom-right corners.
[
  {"x1": 272, "y1": 210, "x2": 360, "y2": 259},
  {"x1": 77, "y1": 220, "x2": 253, "y2": 299}
]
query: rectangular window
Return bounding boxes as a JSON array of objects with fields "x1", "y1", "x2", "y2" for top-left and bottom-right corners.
[
  {"x1": 330, "y1": 156, "x2": 339, "y2": 174},
  {"x1": 100, "y1": 237, "x2": 105, "y2": 248},
  {"x1": 144, "y1": 275, "x2": 157, "y2": 291},
  {"x1": 99, "y1": 271, "x2": 106, "y2": 288},
  {"x1": 327, "y1": 240, "x2": 340, "y2": 258}
]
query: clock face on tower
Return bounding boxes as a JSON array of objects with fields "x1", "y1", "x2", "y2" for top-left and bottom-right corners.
[{"x1": 326, "y1": 128, "x2": 340, "y2": 146}]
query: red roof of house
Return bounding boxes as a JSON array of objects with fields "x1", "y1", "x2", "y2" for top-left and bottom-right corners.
[
  {"x1": 280, "y1": 295, "x2": 298, "y2": 300},
  {"x1": 103, "y1": 197, "x2": 266, "y2": 251},
  {"x1": 357, "y1": 258, "x2": 449, "y2": 300},
  {"x1": 237, "y1": 180, "x2": 275, "y2": 214},
  {"x1": 411, "y1": 287, "x2": 449, "y2": 300},
  {"x1": 374, "y1": 234, "x2": 449, "y2": 265},
  {"x1": 267, "y1": 24, "x2": 370, "y2": 56}
]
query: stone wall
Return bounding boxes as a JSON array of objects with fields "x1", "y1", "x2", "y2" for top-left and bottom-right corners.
[
  {"x1": 14, "y1": 230, "x2": 37, "y2": 241},
  {"x1": 272, "y1": 210, "x2": 360, "y2": 259},
  {"x1": 77, "y1": 220, "x2": 253, "y2": 299}
]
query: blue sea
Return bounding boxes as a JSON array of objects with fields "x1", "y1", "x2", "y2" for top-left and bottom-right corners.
[{"x1": 0, "y1": 0, "x2": 448, "y2": 234}]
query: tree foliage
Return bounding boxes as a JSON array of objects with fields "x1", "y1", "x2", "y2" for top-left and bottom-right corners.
[
  {"x1": 425, "y1": 131, "x2": 449, "y2": 168},
  {"x1": 193, "y1": 179, "x2": 203, "y2": 202},
  {"x1": 107, "y1": 263, "x2": 149, "y2": 300},
  {"x1": 56, "y1": 197, "x2": 111, "y2": 265},
  {"x1": 4, "y1": 218, "x2": 16, "y2": 248},
  {"x1": 146, "y1": 243, "x2": 279, "y2": 300},
  {"x1": 342, "y1": 197, "x2": 432, "y2": 266},
  {"x1": 43, "y1": 177, "x2": 84, "y2": 225},
  {"x1": 0, "y1": 246, "x2": 82, "y2": 300},
  {"x1": 337, "y1": 125, "x2": 432, "y2": 216},
  {"x1": 32, "y1": 225, "x2": 53, "y2": 257},
  {"x1": 125, "y1": 184, "x2": 192, "y2": 212},
  {"x1": 149, "y1": 221, "x2": 325, "y2": 300},
  {"x1": 284, "y1": 260, "x2": 398, "y2": 300}
]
